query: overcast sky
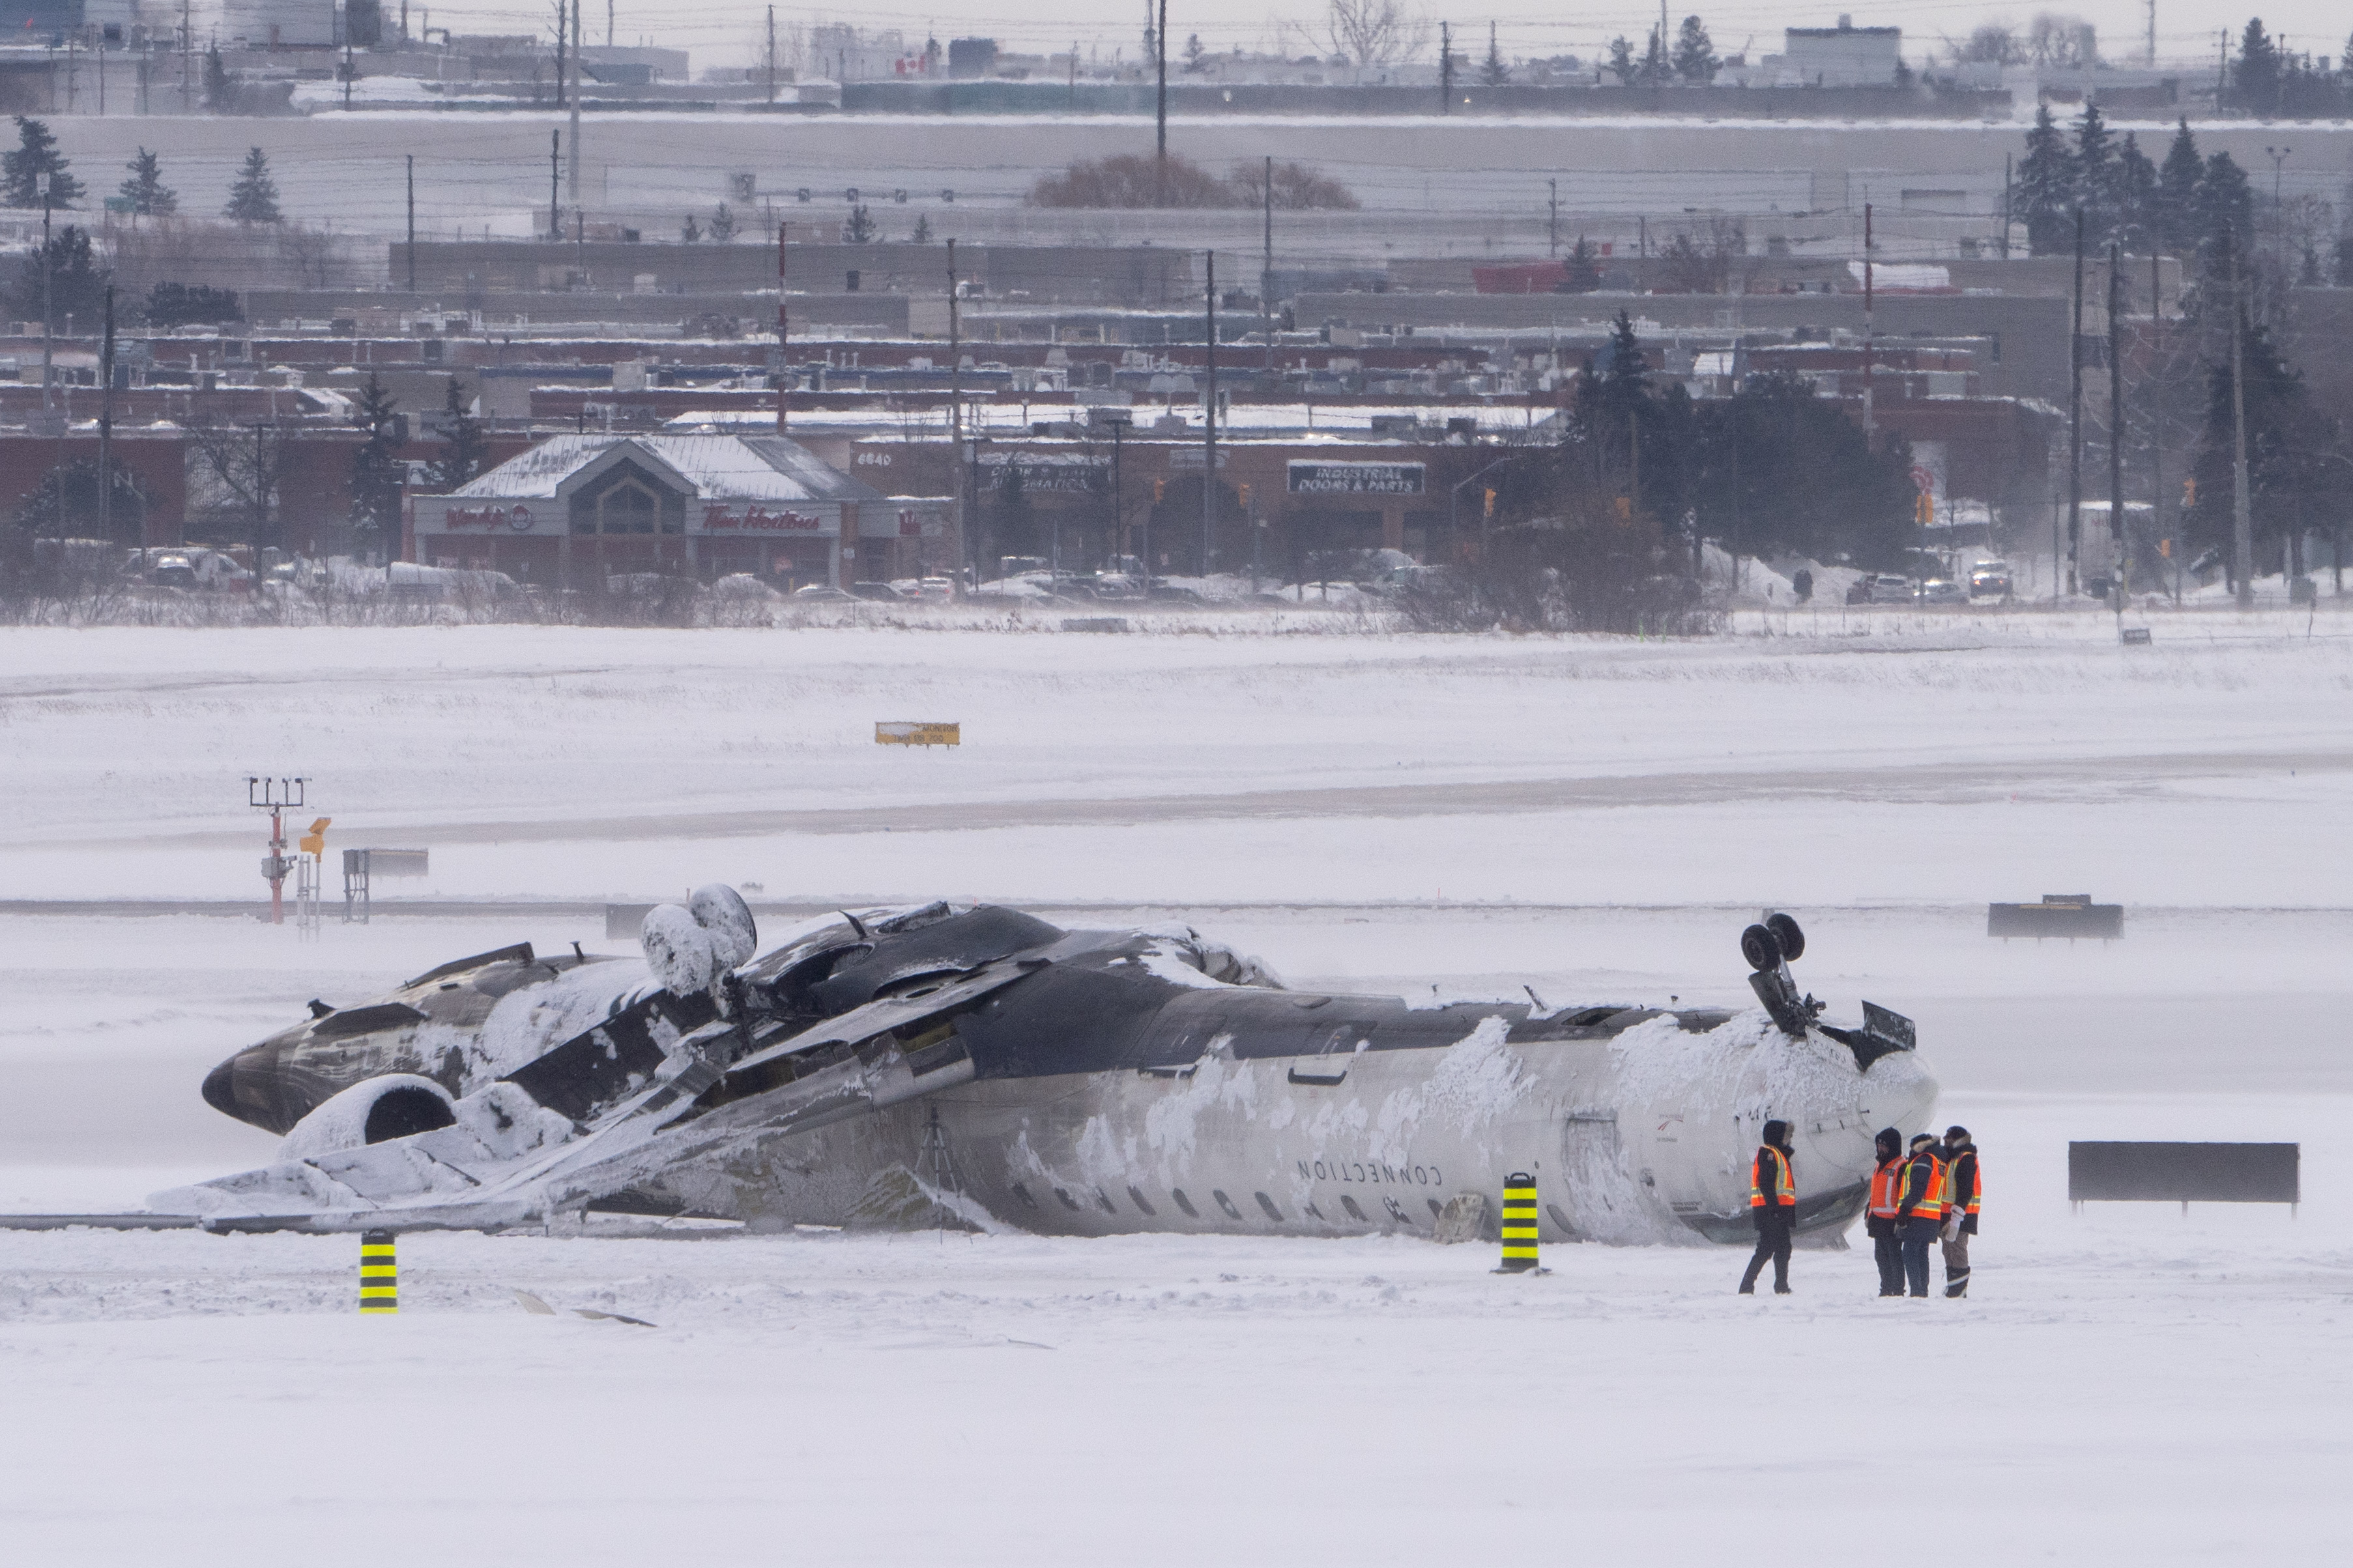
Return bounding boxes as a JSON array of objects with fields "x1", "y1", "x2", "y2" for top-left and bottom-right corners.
[{"x1": 394, "y1": 3, "x2": 2351, "y2": 75}]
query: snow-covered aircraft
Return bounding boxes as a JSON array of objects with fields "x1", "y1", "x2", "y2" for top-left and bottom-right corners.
[{"x1": 166, "y1": 894, "x2": 1937, "y2": 1245}]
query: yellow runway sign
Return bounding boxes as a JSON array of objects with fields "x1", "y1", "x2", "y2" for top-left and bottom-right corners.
[{"x1": 876, "y1": 722, "x2": 960, "y2": 747}]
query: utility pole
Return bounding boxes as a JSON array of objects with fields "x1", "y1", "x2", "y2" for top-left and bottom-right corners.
[
  {"x1": 568, "y1": 0, "x2": 583, "y2": 202},
  {"x1": 98, "y1": 285, "x2": 115, "y2": 545},
  {"x1": 2066, "y1": 207, "x2": 2085, "y2": 596},
  {"x1": 180, "y1": 0, "x2": 192, "y2": 113},
  {"x1": 1202, "y1": 249, "x2": 1217, "y2": 576},
  {"x1": 947, "y1": 236, "x2": 963, "y2": 586},
  {"x1": 405, "y1": 155, "x2": 416, "y2": 290},
  {"x1": 786, "y1": 217, "x2": 804, "y2": 433},
  {"x1": 1548, "y1": 177, "x2": 1558, "y2": 257},
  {"x1": 2108, "y1": 240, "x2": 2125, "y2": 618},
  {"x1": 1154, "y1": 0, "x2": 1167, "y2": 202},
  {"x1": 2153, "y1": 249, "x2": 2174, "y2": 604},
  {"x1": 1262, "y1": 154, "x2": 1273, "y2": 372},
  {"x1": 1439, "y1": 21, "x2": 1452, "y2": 113},
  {"x1": 2146, "y1": 0, "x2": 2157, "y2": 66},
  {"x1": 1861, "y1": 201, "x2": 1874, "y2": 439},
  {"x1": 343, "y1": 39, "x2": 353, "y2": 110},
  {"x1": 2000, "y1": 154, "x2": 2012, "y2": 260},
  {"x1": 549, "y1": 130, "x2": 562, "y2": 239},
  {"x1": 2229, "y1": 238, "x2": 2254, "y2": 608},
  {"x1": 766, "y1": 7, "x2": 777, "y2": 104},
  {"x1": 554, "y1": 0, "x2": 566, "y2": 107},
  {"x1": 38, "y1": 174, "x2": 52, "y2": 413}
]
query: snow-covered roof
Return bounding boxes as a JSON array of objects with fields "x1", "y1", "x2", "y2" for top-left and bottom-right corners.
[{"x1": 450, "y1": 434, "x2": 885, "y2": 504}]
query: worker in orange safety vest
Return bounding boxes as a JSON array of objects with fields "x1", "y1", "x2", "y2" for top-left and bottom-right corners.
[
  {"x1": 1941, "y1": 1125, "x2": 1982, "y2": 1298},
  {"x1": 1893, "y1": 1133, "x2": 1948, "y2": 1298},
  {"x1": 1737, "y1": 1119, "x2": 1798, "y2": 1295},
  {"x1": 1864, "y1": 1127, "x2": 1906, "y2": 1297}
]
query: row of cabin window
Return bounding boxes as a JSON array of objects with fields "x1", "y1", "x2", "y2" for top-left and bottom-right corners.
[{"x1": 1007, "y1": 1180, "x2": 1450, "y2": 1229}]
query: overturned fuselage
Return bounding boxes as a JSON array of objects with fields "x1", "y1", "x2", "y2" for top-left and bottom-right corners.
[{"x1": 173, "y1": 899, "x2": 1937, "y2": 1246}]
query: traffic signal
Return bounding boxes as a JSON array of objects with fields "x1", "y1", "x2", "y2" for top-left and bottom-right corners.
[
  {"x1": 1914, "y1": 491, "x2": 1935, "y2": 526},
  {"x1": 1152, "y1": 478, "x2": 1165, "y2": 503},
  {"x1": 2158, "y1": 538, "x2": 2173, "y2": 559},
  {"x1": 298, "y1": 817, "x2": 331, "y2": 858},
  {"x1": 1237, "y1": 483, "x2": 1252, "y2": 509},
  {"x1": 1482, "y1": 487, "x2": 1496, "y2": 519},
  {"x1": 1613, "y1": 496, "x2": 1631, "y2": 519},
  {"x1": 2182, "y1": 477, "x2": 2197, "y2": 508}
]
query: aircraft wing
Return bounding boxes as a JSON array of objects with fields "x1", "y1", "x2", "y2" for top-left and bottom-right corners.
[{"x1": 163, "y1": 960, "x2": 1039, "y2": 1235}]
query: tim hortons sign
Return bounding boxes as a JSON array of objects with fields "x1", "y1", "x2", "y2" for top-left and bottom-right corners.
[
  {"x1": 442, "y1": 504, "x2": 537, "y2": 532},
  {"x1": 701, "y1": 504, "x2": 826, "y2": 532}
]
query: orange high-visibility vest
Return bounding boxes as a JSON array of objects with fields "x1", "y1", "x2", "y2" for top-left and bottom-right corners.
[
  {"x1": 1901, "y1": 1152, "x2": 1948, "y2": 1221},
  {"x1": 1868, "y1": 1156, "x2": 1904, "y2": 1218},
  {"x1": 1750, "y1": 1146, "x2": 1795, "y2": 1209}
]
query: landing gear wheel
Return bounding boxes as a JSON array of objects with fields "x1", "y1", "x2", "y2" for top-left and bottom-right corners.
[
  {"x1": 1765, "y1": 913, "x2": 1805, "y2": 963},
  {"x1": 1740, "y1": 924, "x2": 1782, "y2": 973}
]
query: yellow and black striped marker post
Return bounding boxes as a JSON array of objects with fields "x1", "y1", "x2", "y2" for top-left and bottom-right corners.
[
  {"x1": 1494, "y1": 1172, "x2": 1544, "y2": 1274},
  {"x1": 359, "y1": 1230, "x2": 398, "y2": 1313}
]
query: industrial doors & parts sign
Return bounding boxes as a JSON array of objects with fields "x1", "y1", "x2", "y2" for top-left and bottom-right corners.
[{"x1": 1286, "y1": 461, "x2": 1426, "y2": 496}]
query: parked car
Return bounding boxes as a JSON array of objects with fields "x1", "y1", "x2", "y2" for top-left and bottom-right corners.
[
  {"x1": 1917, "y1": 578, "x2": 1967, "y2": 605},
  {"x1": 1845, "y1": 572, "x2": 1914, "y2": 605},
  {"x1": 790, "y1": 583, "x2": 854, "y2": 601}
]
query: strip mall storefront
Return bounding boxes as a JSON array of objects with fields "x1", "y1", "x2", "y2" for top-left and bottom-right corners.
[{"x1": 406, "y1": 435, "x2": 902, "y2": 590}]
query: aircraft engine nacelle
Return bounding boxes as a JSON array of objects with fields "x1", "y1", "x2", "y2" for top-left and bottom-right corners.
[{"x1": 277, "y1": 1074, "x2": 457, "y2": 1162}]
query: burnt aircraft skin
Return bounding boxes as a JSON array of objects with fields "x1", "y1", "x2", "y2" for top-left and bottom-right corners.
[{"x1": 178, "y1": 899, "x2": 1936, "y2": 1246}]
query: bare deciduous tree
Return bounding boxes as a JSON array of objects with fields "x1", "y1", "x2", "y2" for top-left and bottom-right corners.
[
  {"x1": 1952, "y1": 23, "x2": 2027, "y2": 65},
  {"x1": 2026, "y1": 13, "x2": 2097, "y2": 68},
  {"x1": 1292, "y1": 0, "x2": 1430, "y2": 70}
]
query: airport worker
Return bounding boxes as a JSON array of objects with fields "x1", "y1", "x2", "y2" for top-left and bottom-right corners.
[
  {"x1": 1893, "y1": 1133, "x2": 1948, "y2": 1298},
  {"x1": 1737, "y1": 1119, "x2": 1798, "y2": 1295},
  {"x1": 1866, "y1": 1127, "x2": 1906, "y2": 1297},
  {"x1": 1941, "y1": 1126, "x2": 1982, "y2": 1298}
]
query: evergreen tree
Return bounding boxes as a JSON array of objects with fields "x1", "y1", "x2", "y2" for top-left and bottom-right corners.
[
  {"x1": 2014, "y1": 104, "x2": 2077, "y2": 255},
  {"x1": 1641, "y1": 24, "x2": 1667, "y2": 84},
  {"x1": 12, "y1": 459, "x2": 145, "y2": 545},
  {"x1": 1606, "y1": 35, "x2": 1639, "y2": 85},
  {"x1": 349, "y1": 373, "x2": 405, "y2": 559},
  {"x1": 842, "y1": 203, "x2": 876, "y2": 243},
  {"x1": 2196, "y1": 152, "x2": 2255, "y2": 263},
  {"x1": 5, "y1": 225, "x2": 108, "y2": 326},
  {"x1": 2187, "y1": 310, "x2": 2342, "y2": 575},
  {"x1": 3, "y1": 117, "x2": 83, "y2": 208},
  {"x1": 144, "y1": 281, "x2": 243, "y2": 327},
  {"x1": 2073, "y1": 102, "x2": 2114, "y2": 238},
  {"x1": 1182, "y1": 33, "x2": 1206, "y2": 72},
  {"x1": 1563, "y1": 235, "x2": 1601, "y2": 291},
  {"x1": 2153, "y1": 118, "x2": 2204, "y2": 255},
  {"x1": 680, "y1": 212, "x2": 702, "y2": 242},
  {"x1": 1692, "y1": 371, "x2": 1919, "y2": 567},
  {"x1": 425, "y1": 379, "x2": 487, "y2": 492},
  {"x1": 708, "y1": 202, "x2": 736, "y2": 241},
  {"x1": 910, "y1": 214, "x2": 933, "y2": 244},
  {"x1": 2230, "y1": 18, "x2": 2281, "y2": 115},
  {"x1": 117, "y1": 147, "x2": 177, "y2": 217},
  {"x1": 1479, "y1": 21, "x2": 1509, "y2": 87},
  {"x1": 2113, "y1": 133, "x2": 2158, "y2": 248},
  {"x1": 1672, "y1": 16, "x2": 1718, "y2": 83},
  {"x1": 224, "y1": 147, "x2": 281, "y2": 223},
  {"x1": 202, "y1": 44, "x2": 242, "y2": 113}
]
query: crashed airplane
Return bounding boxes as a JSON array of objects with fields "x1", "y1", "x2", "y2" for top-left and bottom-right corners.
[{"x1": 167, "y1": 894, "x2": 1937, "y2": 1245}]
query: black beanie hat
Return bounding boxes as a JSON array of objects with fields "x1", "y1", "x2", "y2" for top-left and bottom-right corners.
[
  {"x1": 1761, "y1": 1119, "x2": 1789, "y2": 1147},
  {"x1": 1909, "y1": 1133, "x2": 1937, "y2": 1150},
  {"x1": 1875, "y1": 1126, "x2": 1901, "y2": 1154}
]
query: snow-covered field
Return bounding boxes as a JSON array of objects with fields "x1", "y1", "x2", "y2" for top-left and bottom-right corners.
[{"x1": 4, "y1": 620, "x2": 2350, "y2": 1562}]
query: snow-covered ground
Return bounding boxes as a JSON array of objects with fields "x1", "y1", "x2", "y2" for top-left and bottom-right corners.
[{"x1": 4, "y1": 621, "x2": 2350, "y2": 1561}]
